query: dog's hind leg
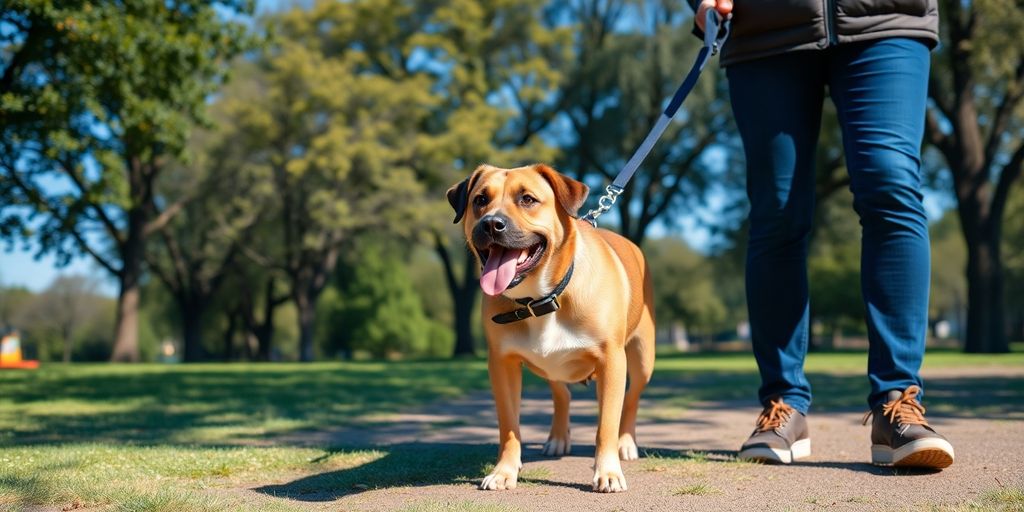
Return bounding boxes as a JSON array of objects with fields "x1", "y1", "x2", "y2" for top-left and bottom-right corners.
[
  {"x1": 542, "y1": 380, "x2": 572, "y2": 456},
  {"x1": 619, "y1": 310, "x2": 656, "y2": 461}
]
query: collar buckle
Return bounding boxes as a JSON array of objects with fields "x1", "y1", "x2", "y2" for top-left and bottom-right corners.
[{"x1": 526, "y1": 295, "x2": 559, "y2": 317}]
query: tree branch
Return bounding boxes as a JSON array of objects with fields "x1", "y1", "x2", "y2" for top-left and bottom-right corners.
[
  {"x1": 925, "y1": 108, "x2": 954, "y2": 161},
  {"x1": 4, "y1": 164, "x2": 120, "y2": 275},
  {"x1": 59, "y1": 156, "x2": 126, "y2": 247},
  {"x1": 143, "y1": 195, "x2": 192, "y2": 237},
  {"x1": 983, "y1": 58, "x2": 1024, "y2": 170},
  {"x1": 433, "y1": 230, "x2": 462, "y2": 294},
  {"x1": 991, "y1": 141, "x2": 1024, "y2": 228}
]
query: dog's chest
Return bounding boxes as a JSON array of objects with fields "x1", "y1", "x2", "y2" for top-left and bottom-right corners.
[{"x1": 503, "y1": 315, "x2": 597, "y2": 382}]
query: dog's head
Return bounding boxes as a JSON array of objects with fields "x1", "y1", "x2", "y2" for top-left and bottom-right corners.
[{"x1": 447, "y1": 164, "x2": 589, "y2": 297}]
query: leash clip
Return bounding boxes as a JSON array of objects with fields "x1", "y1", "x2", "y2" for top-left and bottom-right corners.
[
  {"x1": 581, "y1": 185, "x2": 623, "y2": 227},
  {"x1": 704, "y1": 10, "x2": 732, "y2": 56}
]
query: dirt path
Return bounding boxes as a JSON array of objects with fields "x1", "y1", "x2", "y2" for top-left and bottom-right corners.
[{"x1": 251, "y1": 367, "x2": 1024, "y2": 511}]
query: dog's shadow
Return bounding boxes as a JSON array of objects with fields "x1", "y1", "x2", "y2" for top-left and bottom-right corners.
[
  {"x1": 254, "y1": 442, "x2": 606, "y2": 501},
  {"x1": 254, "y1": 442, "x2": 645, "y2": 501},
  {"x1": 254, "y1": 443, "x2": 491, "y2": 502}
]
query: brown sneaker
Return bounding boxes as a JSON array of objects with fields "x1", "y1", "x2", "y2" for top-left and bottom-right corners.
[
  {"x1": 738, "y1": 397, "x2": 811, "y2": 463},
  {"x1": 863, "y1": 385, "x2": 954, "y2": 469}
]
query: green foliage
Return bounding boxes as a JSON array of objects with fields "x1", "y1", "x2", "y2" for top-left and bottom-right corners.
[
  {"x1": 930, "y1": 210, "x2": 968, "y2": 325},
  {"x1": 321, "y1": 240, "x2": 448, "y2": 359},
  {"x1": 0, "y1": 0, "x2": 257, "y2": 262},
  {"x1": 1004, "y1": 182, "x2": 1024, "y2": 341},
  {"x1": 808, "y1": 188, "x2": 864, "y2": 335},
  {"x1": 645, "y1": 237, "x2": 728, "y2": 336}
]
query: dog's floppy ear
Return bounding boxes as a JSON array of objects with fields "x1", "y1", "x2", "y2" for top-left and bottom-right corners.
[
  {"x1": 446, "y1": 179, "x2": 471, "y2": 224},
  {"x1": 535, "y1": 164, "x2": 589, "y2": 218},
  {"x1": 446, "y1": 169, "x2": 482, "y2": 224}
]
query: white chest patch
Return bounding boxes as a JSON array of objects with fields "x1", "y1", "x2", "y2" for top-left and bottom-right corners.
[{"x1": 503, "y1": 314, "x2": 597, "y2": 383}]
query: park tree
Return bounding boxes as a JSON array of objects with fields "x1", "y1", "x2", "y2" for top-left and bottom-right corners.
[
  {"x1": 0, "y1": 1, "x2": 255, "y2": 361},
  {"x1": 322, "y1": 239, "x2": 438, "y2": 359},
  {"x1": 27, "y1": 276, "x2": 99, "y2": 362},
  {"x1": 929, "y1": 210, "x2": 968, "y2": 340},
  {"x1": 926, "y1": 0, "x2": 1024, "y2": 352},
  {"x1": 645, "y1": 236, "x2": 727, "y2": 340},
  {"x1": 216, "y1": 4, "x2": 433, "y2": 361},
  {"x1": 145, "y1": 119, "x2": 271, "y2": 362},
  {"x1": 1003, "y1": 182, "x2": 1024, "y2": 342},
  {"x1": 807, "y1": 189, "x2": 864, "y2": 347},
  {"x1": 303, "y1": 0, "x2": 569, "y2": 357}
]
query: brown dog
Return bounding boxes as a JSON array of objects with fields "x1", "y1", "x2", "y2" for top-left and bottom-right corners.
[{"x1": 447, "y1": 163, "x2": 656, "y2": 493}]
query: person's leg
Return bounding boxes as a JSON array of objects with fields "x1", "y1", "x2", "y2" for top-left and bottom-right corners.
[
  {"x1": 727, "y1": 52, "x2": 826, "y2": 415},
  {"x1": 827, "y1": 38, "x2": 931, "y2": 409}
]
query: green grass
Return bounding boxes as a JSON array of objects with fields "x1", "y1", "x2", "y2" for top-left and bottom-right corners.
[
  {"x1": 0, "y1": 351, "x2": 1020, "y2": 511},
  {"x1": 0, "y1": 361, "x2": 496, "y2": 445},
  {"x1": 929, "y1": 486, "x2": 1024, "y2": 511},
  {"x1": 646, "y1": 349, "x2": 1024, "y2": 414},
  {"x1": 672, "y1": 483, "x2": 721, "y2": 496},
  {"x1": 0, "y1": 444, "x2": 380, "y2": 512}
]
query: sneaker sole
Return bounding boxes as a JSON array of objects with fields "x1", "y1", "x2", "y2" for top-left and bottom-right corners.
[
  {"x1": 738, "y1": 438, "x2": 811, "y2": 464},
  {"x1": 871, "y1": 438, "x2": 954, "y2": 469}
]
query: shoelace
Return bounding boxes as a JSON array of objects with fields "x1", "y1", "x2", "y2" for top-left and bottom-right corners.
[
  {"x1": 755, "y1": 398, "x2": 794, "y2": 433},
  {"x1": 861, "y1": 385, "x2": 929, "y2": 428}
]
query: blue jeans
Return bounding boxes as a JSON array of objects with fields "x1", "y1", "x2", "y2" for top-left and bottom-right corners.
[{"x1": 726, "y1": 38, "x2": 931, "y2": 413}]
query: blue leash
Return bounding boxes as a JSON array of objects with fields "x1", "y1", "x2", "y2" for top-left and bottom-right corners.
[{"x1": 582, "y1": 10, "x2": 731, "y2": 226}]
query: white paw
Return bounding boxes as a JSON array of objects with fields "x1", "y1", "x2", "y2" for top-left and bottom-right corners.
[
  {"x1": 480, "y1": 464, "x2": 519, "y2": 491},
  {"x1": 618, "y1": 433, "x2": 639, "y2": 461},
  {"x1": 592, "y1": 459, "x2": 628, "y2": 493},
  {"x1": 542, "y1": 432, "x2": 572, "y2": 456}
]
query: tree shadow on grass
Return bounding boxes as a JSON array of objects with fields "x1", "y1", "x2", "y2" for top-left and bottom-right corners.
[{"x1": 1, "y1": 361, "x2": 1020, "y2": 447}]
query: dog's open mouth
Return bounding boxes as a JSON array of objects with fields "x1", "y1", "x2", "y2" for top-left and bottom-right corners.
[{"x1": 477, "y1": 240, "x2": 546, "y2": 296}]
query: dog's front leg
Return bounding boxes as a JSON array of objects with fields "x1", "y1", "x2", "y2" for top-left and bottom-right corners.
[
  {"x1": 480, "y1": 353, "x2": 523, "y2": 490},
  {"x1": 593, "y1": 348, "x2": 628, "y2": 492}
]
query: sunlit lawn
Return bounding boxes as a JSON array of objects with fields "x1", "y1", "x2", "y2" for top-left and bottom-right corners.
[{"x1": 0, "y1": 349, "x2": 1021, "y2": 511}]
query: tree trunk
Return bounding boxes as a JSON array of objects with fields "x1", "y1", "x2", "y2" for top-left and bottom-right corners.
[
  {"x1": 435, "y1": 236, "x2": 479, "y2": 358},
  {"x1": 963, "y1": 234, "x2": 1009, "y2": 353},
  {"x1": 110, "y1": 206, "x2": 146, "y2": 362},
  {"x1": 451, "y1": 252, "x2": 478, "y2": 357},
  {"x1": 181, "y1": 299, "x2": 206, "y2": 362},
  {"x1": 295, "y1": 291, "x2": 317, "y2": 362},
  {"x1": 452, "y1": 284, "x2": 478, "y2": 357},
  {"x1": 223, "y1": 311, "x2": 237, "y2": 361},
  {"x1": 62, "y1": 325, "x2": 72, "y2": 363},
  {"x1": 110, "y1": 278, "x2": 141, "y2": 362}
]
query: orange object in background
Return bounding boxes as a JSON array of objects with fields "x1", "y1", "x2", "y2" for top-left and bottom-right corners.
[{"x1": 0, "y1": 331, "x2": 39, "y2": 369}]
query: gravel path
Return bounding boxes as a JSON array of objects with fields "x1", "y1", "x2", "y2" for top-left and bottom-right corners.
[{"x1": 255, "y1": 366, "x2": 1024, "y2": 511}]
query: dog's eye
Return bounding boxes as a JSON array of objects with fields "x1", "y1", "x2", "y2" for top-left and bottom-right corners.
[
  {"x1": 520, "y1": 194, "x2": 537, "y2": 206},
  {"x1": 473, "y1": 194, "x2": 489, "y2": 207}
]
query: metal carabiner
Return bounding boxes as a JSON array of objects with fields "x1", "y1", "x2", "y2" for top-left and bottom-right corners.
[{"x1": 703, "y1": 9, "x2": 732, "y2": 56}]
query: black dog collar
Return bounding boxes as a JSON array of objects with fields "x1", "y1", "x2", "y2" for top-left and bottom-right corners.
[{"x1": 491, "y1": 263, "x2": 574, "y2": 325}]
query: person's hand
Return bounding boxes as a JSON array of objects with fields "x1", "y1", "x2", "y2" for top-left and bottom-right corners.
[{"x1": 696, "y1": 0, "x2": 733, "y2": 32}]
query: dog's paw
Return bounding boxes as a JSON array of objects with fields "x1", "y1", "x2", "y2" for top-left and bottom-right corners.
[
  {"x1": 542, "y1": 431, "x2": 572, "y2": 456},
  {"x1": 480, "y1": 464, "x2": 519, "y2": 491},
  {"x1": 592, "y1": 459, "x2": 628, "y2": 493},
  {"x1": 618, "y1": 433, "x2": 639, "y2": 461}
]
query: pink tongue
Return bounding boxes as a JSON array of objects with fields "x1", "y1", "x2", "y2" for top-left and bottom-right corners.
[{"x1": 480, "y1": 246, "x2": 526, "y2": 296}]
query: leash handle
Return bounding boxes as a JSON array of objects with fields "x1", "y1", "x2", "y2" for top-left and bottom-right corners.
[{"x1": 582, "y1": 13, "x2": 730, "y2": 227}]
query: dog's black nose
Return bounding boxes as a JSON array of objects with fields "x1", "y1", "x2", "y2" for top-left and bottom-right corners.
[{"x1": 484, "y1": 216, "x2": 507, "y2": 235}]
